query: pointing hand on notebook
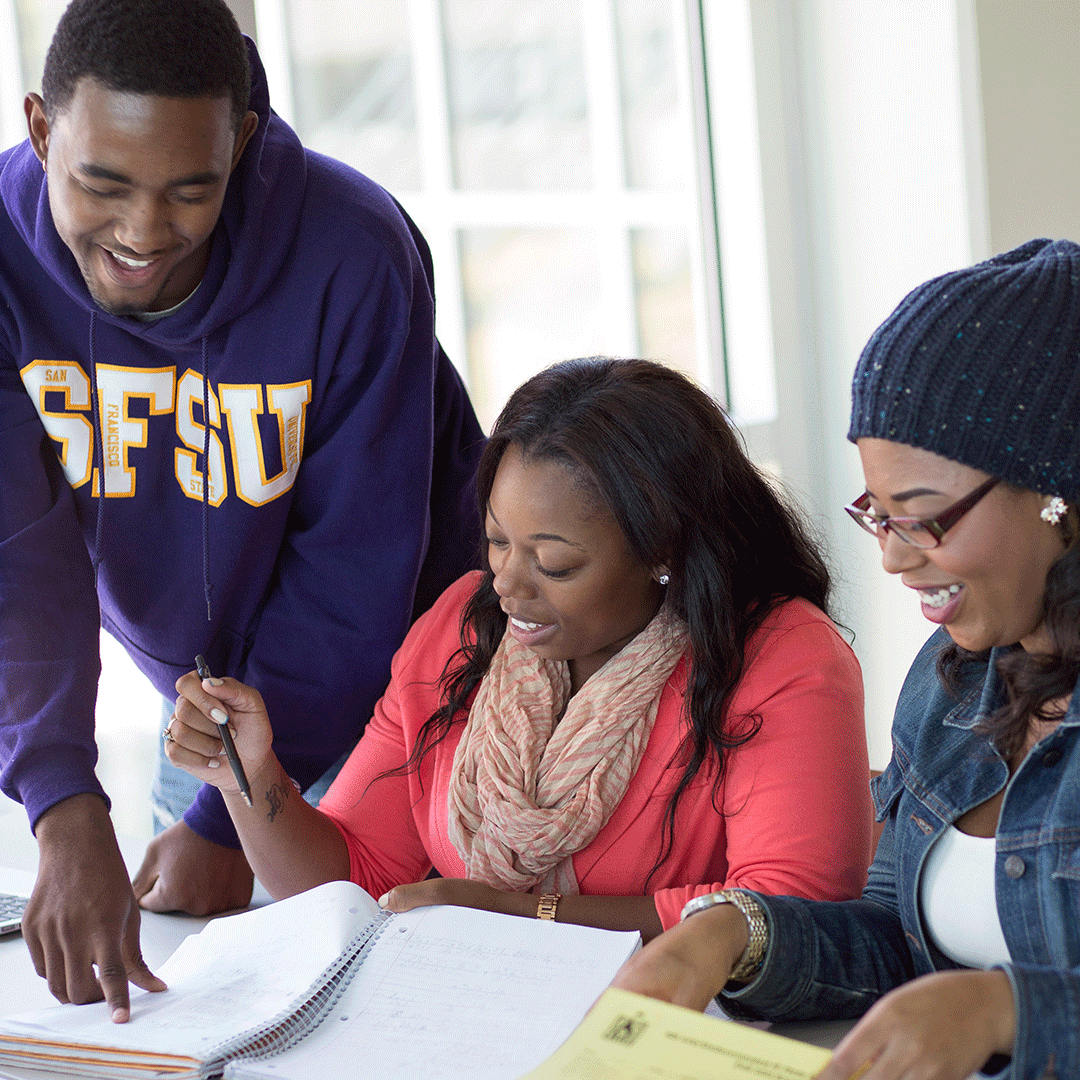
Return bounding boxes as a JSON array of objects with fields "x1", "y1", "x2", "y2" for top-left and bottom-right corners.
[{"x1": 25, "y1": 794, "x2": 167, "y2": 1024}]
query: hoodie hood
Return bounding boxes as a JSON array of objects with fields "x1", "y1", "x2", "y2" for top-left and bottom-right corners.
[{"x1": 3, "y1": 38, "x2": 306, "y2": 350}]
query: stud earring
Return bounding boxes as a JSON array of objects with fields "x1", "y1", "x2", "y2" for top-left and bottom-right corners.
[
  {"x1": 1041, "y1": 496, "x2": 1068, "y2": 525},
  {"x1": 658, "y1": 574, "x2": 670, "y2": 586}
]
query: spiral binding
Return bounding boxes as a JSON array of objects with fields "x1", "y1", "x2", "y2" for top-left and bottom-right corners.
[{"x1": 202, "y1": 908, "x2": 395, "y2": 1078}]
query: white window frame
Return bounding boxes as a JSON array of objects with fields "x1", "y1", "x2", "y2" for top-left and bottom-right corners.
[{"x1": 251, "y1": 0, "x2": 744, "y2": 405}]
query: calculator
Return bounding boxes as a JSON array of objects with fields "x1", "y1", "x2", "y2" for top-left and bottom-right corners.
[{"x1": 0, "y1": 893, "x2": 28, "y2": 937}]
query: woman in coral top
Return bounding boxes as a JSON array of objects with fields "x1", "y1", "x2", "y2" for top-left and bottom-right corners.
[{"x1": 166, "y1": 357, "x2": 870, "y2": 939}]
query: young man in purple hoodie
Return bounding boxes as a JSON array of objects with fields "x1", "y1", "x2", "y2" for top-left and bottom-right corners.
[{"x1": 0, "y1": 0, "x2": 483, "y2": 1021}]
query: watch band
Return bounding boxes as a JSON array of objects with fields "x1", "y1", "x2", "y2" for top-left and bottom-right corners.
[
  {"x1": 536, "y1": 893, "x2": 560, "y2": 920},
  {"x1": 679, "y1": 889, "x2": 767, "y2": 982}
]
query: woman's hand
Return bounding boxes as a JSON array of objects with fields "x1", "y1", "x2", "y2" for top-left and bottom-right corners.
[
  {"x1": 166, "y1": 671, "x2": 276, "y2": 796},
  {"x1": 817, "y1": 969, "x2": 1015, "y2": 1080},
  {"x1": 610, "y1": 903, "x2": 750, "y2": 1011},
  {"x1": 378, "y1": 878, "x2": 531, "y2": 917},
  {"x1": 381, "y1": 881, "x2": 665, "y2": 939}
]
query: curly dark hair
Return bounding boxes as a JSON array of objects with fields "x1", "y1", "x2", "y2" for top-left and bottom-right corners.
[
  {"x1": 42, "y1": 0, "x2": 251, "y2": 130},
  {"x1": 939, "y1": 512, "x2": 1080, "y2": 756},
  {"x1": 400, "y1": 356, "x2": 834, "y2": 883}
]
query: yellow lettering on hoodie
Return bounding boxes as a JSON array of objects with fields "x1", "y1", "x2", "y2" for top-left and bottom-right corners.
[
  {"x1": 175, "y1": 369, "x2": 228, "y2": 506},
  {"x1": 19, "y1": 359, "x2": 94, "y2": 488},
  {"x1": 219, "y1": 381, "x2": 312, "y2": 507},
  {"x1": 91, "y1": 365, "x2": 176, "y2": 497}
]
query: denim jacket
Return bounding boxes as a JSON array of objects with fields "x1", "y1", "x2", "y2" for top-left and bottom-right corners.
[{"x1": 723, "y1": 629, "x2": 1078, "y2": 1080}]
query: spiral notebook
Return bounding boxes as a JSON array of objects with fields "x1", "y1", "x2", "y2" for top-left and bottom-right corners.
[{"x1": 0, "y1": 880, "x2": 639, "y2": 1080}]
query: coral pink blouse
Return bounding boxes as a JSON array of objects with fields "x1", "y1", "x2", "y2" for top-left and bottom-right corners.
[{"x1": 318, "y1": 572, "x2": 871, "y2": 930}]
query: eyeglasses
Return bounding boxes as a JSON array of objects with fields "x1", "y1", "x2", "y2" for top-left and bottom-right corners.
[{"x1": 845, "y1": 475, "x2": 1001, "y2": 549}]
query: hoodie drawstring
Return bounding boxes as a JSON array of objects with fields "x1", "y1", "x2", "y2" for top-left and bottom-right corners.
[
  {"x1": 88, "y1": 311, "x2": 105, "y2": 589},
  {"x1": 201, "y1": 337, "x2": 213, "y2": 621},
  {"x1": 88, "y1": 315, "x2": 214, "y2": 623}
]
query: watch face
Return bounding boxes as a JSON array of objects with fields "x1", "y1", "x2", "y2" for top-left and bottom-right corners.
[
  {"x1": 680, "y1": 891, "x2": 768, "y2": 981},
  {"x1": 680, "y1": 891, "x2": 731, "y2": 920}
]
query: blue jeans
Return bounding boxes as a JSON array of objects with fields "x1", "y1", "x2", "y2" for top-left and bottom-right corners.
[{"x1": 151, "y1": 698, "x2": 350, "y2": 835}]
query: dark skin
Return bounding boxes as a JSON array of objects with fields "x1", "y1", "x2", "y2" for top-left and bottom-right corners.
[
  {"x1": 165, "y1": 453, "x2": 671, "y2": 942},
  {"x1": 22, "y1": 76, "x2": 257, "y2": 1021},
  {"x1": 166, "y1": 675, "x2": 664, "y2": 942},
  {"x1": 26, "y1": 794, "x2": 164, "y2": 1022},
  {"x1": 132, "y1": 823, "x2": 254, "y2": 916},
  {"x1": 25, "y1": 81, "x2": 256, "y2": 315}
]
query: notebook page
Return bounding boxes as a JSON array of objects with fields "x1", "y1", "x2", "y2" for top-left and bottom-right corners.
[
  {"x1": 0, "y1": 881, "x2": 380, "y2": 1061},
  {"x1": 227, "y1": 906, "x2": 640, "y2": 1080}
]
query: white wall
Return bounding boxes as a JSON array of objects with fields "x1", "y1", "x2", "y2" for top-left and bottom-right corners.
[
  {"x1": 975, "y1": 0, "x2": 1080, "y2": 251},
  {"x1": 734, "y1": 0, "x2": 983, "y2": 767},
  {"x1": 730, "y1": 0, "x2": 1078, "y2": 767}
]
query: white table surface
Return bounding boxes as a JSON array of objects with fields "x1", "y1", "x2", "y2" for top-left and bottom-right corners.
[{"x1": 0, "y1": 794, "x2": 855, "y2": 1058}]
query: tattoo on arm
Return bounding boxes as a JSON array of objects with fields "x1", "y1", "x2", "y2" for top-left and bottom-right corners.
[{"x1": 264, "y1": 779, "x2": 291, "y2": 822}]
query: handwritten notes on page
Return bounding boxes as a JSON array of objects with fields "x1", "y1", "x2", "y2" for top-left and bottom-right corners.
[
  {"x1": 0, "y1": 882, "x2": 640, "y2": 1080},
  {"x1": 517, "y1": 988, "x2": 832, "y2": 1080},
  {"x1": 226, "y1": 905, "x2": 640, "y2": 1080}
]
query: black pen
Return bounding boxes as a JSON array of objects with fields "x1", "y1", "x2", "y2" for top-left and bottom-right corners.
[{"x1": 195, "y1": 654, "x2": 253, "y2": 807}]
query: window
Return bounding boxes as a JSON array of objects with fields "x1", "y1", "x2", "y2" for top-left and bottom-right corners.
[{"x1": 253, "y1": 0, "x2": 726, "y2": 429}]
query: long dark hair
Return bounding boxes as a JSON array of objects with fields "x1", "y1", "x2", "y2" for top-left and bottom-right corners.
[
  {"x1": 407, "y1": 357, "x2": 832, "y2": 880},
  {"x1": 940, "y1": 513, "x2": 1080, "y2": 755}
]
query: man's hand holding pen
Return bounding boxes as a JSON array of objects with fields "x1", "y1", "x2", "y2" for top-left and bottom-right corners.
[{"x1": 166, "y1": 669, "x2": 276, "y2": 808}]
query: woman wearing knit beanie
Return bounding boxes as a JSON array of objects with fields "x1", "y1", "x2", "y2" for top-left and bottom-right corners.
[{"x1": 614, "y1": 238, "x2": 1080, "y2": 1080}]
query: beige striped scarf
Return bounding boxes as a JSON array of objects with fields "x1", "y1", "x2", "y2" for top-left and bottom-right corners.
[{"x1": 446, "y1": 606, "x2": 688, "y2": 894}]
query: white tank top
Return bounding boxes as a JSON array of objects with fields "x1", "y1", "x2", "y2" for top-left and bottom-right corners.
[{"x1": 920, "y1": 826, "x2": 1011, "y2": 969}]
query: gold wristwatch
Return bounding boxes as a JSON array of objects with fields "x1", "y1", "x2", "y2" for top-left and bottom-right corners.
[
  {"x1": 536, "y1": 893, "x2": 560, "y2": 920},
  {"x1": 679, "y1": 889, "x2": 767, "y2": 982}
]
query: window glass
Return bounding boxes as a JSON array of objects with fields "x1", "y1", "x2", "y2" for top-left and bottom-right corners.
[
  {"x1": 442, "y1": 0, "x2": 591, "y2": 190},
  {"x1": 614, "y1": 0, "x2": 682, "y2": 191},
  {"x1": 14, "y1": 0, "x2": 67, "y2": 91},
  {"x1": 273, "y1": 0, "x2": 716, "y2": 413},
  {"x1": 460, "y1": 227, "x2": 602, "y2": 424},
  {"x1": 631, "y1": 226, "x2": 695, "y2": 375},
  {"x1": 285, "y1": 0, "x2": 420, "y2": 191}
]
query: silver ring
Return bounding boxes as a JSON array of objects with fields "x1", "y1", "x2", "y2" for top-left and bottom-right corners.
[{"x1": 162, "y1": 725, "x2": 175, "y2": 744}]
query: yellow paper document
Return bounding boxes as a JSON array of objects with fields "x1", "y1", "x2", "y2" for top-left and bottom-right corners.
[{"x1": 518, "y1": 988, "x2": 830, "y2": 1080}]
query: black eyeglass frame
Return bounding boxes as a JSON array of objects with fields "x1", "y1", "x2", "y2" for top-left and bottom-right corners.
[{"x1": 844, "y1": 475, "x2": 1001, "y2": 549}]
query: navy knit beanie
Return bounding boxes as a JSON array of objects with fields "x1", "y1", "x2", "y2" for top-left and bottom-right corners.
[{"x1": 848, "y1": 238, "x2": 1080, "y2": 497}]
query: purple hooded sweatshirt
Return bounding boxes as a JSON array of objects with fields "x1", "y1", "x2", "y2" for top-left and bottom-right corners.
[{"x1": 0, "y1": 41, "x2": 483, "y2": 847}]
